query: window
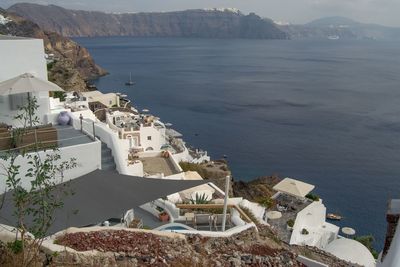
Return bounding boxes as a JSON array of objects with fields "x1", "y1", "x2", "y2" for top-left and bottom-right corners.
[{"x1": 147, "y1": 136, "x2": 152, "y2": 141}]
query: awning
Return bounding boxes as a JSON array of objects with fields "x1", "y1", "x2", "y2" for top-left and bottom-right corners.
[
  {"x1": 273, "y1": 178, "x2": 315, "y2": 198},
  {"x1": 0, "y1": 169, "x2": 209, "y2": 234}
]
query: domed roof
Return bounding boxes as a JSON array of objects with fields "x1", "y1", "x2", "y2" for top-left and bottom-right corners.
[{"x1": 324, "y1": 238, "x2": 375, "y2": 267}]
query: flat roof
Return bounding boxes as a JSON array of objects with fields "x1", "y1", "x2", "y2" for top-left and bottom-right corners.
[
  {"x1": 141, "y1": 156, "x2": 180, "y2": 176},
  {"x1": 0, "y1": 35, "x2": 34, "y2": 40}
]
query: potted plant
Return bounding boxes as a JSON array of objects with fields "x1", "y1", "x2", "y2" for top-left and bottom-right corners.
[
  {"x1": 301, "y1": 228, "x2": 309, "y2": 235},
  {"x1": 159, "y1": 211, "x2": 169, "y2": 222},
  {"x1": 287, "y1": 219, "x2": 294, "y2": 231}
]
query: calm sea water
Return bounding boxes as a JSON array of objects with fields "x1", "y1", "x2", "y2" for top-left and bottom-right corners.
[{"x1": 75, "y1": 37, "x2": 400, "y2": 250}]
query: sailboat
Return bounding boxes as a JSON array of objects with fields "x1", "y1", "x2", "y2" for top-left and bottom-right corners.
[{"x1": 125, "y1": 72, "x2": 136, "y2": 86}]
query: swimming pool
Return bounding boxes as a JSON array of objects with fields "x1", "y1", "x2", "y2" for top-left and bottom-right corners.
[{"x1": 154, "y1": 223, "x2": 195, "y2": 232}]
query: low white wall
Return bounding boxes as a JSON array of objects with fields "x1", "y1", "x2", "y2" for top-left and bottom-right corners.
[
  {"x1": 297, "y1": 256, "x2": 329, "y2": 267},
  {"x1": 71, "y1": 117, "x2": 130, "y2": 175},
  {"x1": 0, "y1": 141, "x2": 101, "y2": 192},
  {"x1": 175, "y1": 223, "x2": 257, "y2": 237},
  {"x1": 239, "y1": 199, "x2": 266, "y2": 224}
]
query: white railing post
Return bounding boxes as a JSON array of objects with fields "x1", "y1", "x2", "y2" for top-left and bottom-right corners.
[
  {"x1": 92, "y1": 122, "x2": 96, "y2": 140},
  {"x1": 222, "y1": 175, "x2": 230, "y2": 232}
]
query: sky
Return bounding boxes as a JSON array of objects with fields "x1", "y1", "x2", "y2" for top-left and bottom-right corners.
[{"x1": 3, "y1": 0, "x2": 400, "y2": 27}]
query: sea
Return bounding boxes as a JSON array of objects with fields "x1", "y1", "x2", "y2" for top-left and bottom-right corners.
[{"x1": 75, "y1": 36, "x2": 400, "y2": 250}]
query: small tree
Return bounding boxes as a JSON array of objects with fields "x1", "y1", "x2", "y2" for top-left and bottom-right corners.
[{"x1": 0, "y1": 96, "x2": 77, "y2": 266}]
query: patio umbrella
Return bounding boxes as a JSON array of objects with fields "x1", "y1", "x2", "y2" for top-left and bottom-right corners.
[
  {"x1": 0, "y1": 73, "x2": 64, "y2": 126},
  {"x1": 273, "y1": 178, "x2": 315, "y2": 198},
  {"x1": 342, "y1": 227, "x2": 356, "y2": 237},
  {"x1": 266, "y1": 211, "x2": 282, "y2": 220}
]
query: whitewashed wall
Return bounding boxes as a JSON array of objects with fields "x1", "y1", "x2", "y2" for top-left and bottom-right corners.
[
  {"x1": 139, "y1": 124, "x2": 166, "y2": 151},
  {"x1": 0, "y1": 141, "x2": 101, "y2": 192}
]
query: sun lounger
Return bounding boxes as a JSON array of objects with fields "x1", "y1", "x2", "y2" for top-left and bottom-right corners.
[{"x1": 193, "y1": 214, "x2": 212, "y2": 230}]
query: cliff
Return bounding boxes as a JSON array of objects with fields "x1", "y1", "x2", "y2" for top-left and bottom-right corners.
[
  {"x1": 7, "y1": 3, "x2": 288, "y2": 39},
  {"x1": 278, "y1": 16, "x2": 400, "y2": 40},
  {"x1": 0, "y1": 9, "x2": 107, "y2": 91}
]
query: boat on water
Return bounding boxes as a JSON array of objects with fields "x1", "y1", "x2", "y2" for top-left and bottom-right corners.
[
  {"x1": 328, "y1": 35, "x2": 340, "y2": 40},
  {"x1": 125, "y1": 72, "x2": 136, "y2": 86},
  {"x1": 327, "y1": 213, "x2": 342, "y2": 221}
]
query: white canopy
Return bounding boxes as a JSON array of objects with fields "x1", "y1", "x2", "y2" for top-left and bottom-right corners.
[
  {"x1": 273, "y1": 178, "x2": 315, "y2": 198},
  {"x1": 341, "y1": 227, "x2": 356, "y2": 236},
  {"x1": 0, "y1": 73, "x2": 64, "y2": 95}
]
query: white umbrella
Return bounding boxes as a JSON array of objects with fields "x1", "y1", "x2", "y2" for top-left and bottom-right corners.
[
  {"x1": 0, "y1": 73, "x2": 64, "y2": 96},
  {"x1": 0, "y1": 73, "x2": 64, "y2": 126},
  {"x1": 273, "y1": 178, "x2": 315, "y2": 198},
  {"x1": 342, "y1": 227, "x2": 356, "y2": 236}
]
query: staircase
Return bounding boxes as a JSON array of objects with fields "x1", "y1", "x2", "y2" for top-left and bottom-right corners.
[{"x1": 101, "y1": 142, "x2": 116, "y2": 171}]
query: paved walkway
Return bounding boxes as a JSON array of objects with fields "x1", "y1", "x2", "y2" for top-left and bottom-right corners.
[{"x1": 55, "y1": 125, "x2": 94, "y2": 148}]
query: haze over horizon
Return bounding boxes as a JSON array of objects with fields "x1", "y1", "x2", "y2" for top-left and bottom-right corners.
[{"x1": 2, "y1": 0, "x2": 400, "y2": 27}]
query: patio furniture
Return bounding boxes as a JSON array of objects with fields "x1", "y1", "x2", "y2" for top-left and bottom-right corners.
[
  {"x1": 184, "y1": 212, "x2": 195, "y2": 225},
  {"x1": 213, "y1": 214, "x2": 232, "y2": 231},
  {"x1": 193, "y1": 214, "x2": 212, "y2": 230}
]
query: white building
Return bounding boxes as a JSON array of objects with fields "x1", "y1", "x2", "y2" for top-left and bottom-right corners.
[
  {"x1": 0, "y1": 36, "x2": 101, "y2": 192},
  {"x1": 0, "y1": 36, "x2": 50, "y2": 127},
  {"x1": 290, "y1": 201, "x2": 339, "y2": 248},
  {"x1": 81, "y1": 91, "x2": 120, "y2": 108}
]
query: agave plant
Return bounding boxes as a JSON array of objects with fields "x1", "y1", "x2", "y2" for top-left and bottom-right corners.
[{"x1": 190, "y1": 193, "x2": 211, "y2": 204}]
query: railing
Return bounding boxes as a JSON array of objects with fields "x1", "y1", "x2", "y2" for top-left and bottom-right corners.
[
  {"x1": 175, "y1": 204, "x2": 253, "y2": 223},
  {"x1": 71, "y1": 117, "x2": 129, "y2": 174},
  {"x1": 0, "y1": 126, "x2": 57, "y2": 152}
]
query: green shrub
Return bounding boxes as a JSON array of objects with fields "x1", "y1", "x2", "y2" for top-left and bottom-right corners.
[
  {"x1": 354, "y1": 235, "x2": 379, "y2": 259},
  {"x1": 52, "y1": 91, "x2": 66, "y2": 102},
  {"x1": 256, "y1": 196, "x2": 274, "y2": 208},
  {"x1": 305, "y1": 193, "x2": 320, "y2": 201},
  {"x1": 287, "y1": 219, "x2": 295, "y2": 228},
  {"x1": 301, "y1": 228, "x2": 309, "y2": 235},
  {"x1": 7, "y1": 240, "x2": 23, "y2": 254},
  {"x1": 240, "y1": 206, "x2": 259, "y2": 224}
]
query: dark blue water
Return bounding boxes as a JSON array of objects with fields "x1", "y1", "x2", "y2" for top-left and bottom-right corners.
[{"x1": 75, "y1": 37, "x2": 400, "y2": 250}]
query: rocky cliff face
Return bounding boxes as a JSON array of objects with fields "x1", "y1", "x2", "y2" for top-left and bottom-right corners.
[
  {"x1": 8, "y1": 3, "x2": 288, "y2": 39},
  {"x1": 0, "y1": 9, "x2": 107, "y2": 91},
  {"x1": 278, "y1": 16, "x2": 400, "y2": 40}
]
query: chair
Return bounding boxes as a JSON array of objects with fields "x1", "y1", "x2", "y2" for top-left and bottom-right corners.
[
  {"x1": 213, "y1": 214, "x2": 232, "y2": 231},
  {"x1": 193, "y1": 214, "x2": 212, "y2": 230}
]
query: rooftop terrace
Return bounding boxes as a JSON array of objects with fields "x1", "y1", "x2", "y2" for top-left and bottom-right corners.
[
  {"x1": 268, "y1": 193, "x2": 312, "y2": 243},
  {"x1": 140, "y1": 156, "x2": 180, "y2": 177}
]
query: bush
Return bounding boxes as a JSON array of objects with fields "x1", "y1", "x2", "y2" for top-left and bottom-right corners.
[
  {"x1": 52, "y1": 91, "x2": 66, "y2": 102},
  {"x1": 7, "y1": 240, "x2": 23, "y2": 254},
  {"x1": 305, "y1": 193, "x2": 320, "y2": 201},
  {"x1": 256, "y1": 197, "x2": 274, "y2": 208},
  {"x1": 354, "y1": 235, "x2": 379, "y2": 259},
  {"x1": 287, "y1": 219, "x2": 295, "y2": 228},
  {"x1": 301, "y1": 228, "x2": 309, "y2": 235},
  {"x1": 190, "y1": 193, "x2": 211, "y2": 204},
  {"x1": 240, "y1": 206, "x2": 259, "y2": 224}
]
